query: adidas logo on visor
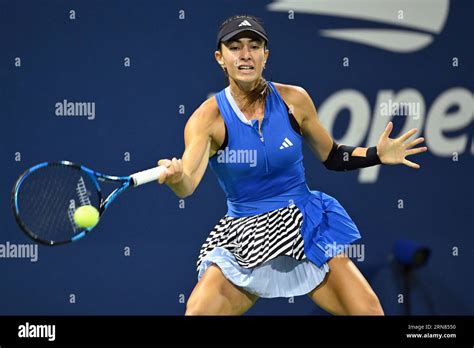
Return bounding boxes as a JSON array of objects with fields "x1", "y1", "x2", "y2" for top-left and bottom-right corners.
[{"x1": 238, "y1": 20, "x2": 252, "y2": 27}]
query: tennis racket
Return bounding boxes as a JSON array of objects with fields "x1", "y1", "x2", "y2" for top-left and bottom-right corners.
[{"x1": 11, "y1": 161, "x2": 167, "y2": 246}]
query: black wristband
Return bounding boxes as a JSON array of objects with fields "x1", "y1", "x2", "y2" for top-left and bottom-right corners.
[
  {"x1": 323, "y1": 142, "x2": 382, "y2": 171},
  {"x1": 366, "y1": 146, "x2": 382, "y2": 166}
]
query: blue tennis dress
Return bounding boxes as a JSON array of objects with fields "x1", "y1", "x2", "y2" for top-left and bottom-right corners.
[{"x1": 196, "y1": 81, "x2": 361, "y2": 298}]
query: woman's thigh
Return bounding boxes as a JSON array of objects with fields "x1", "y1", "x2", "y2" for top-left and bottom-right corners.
[
  {"x1": 308, "y1": 255, "x2": 384, "y2": 315},
  {"x1": 185, "y1": 264, "x2": 258, "y2": 315}
]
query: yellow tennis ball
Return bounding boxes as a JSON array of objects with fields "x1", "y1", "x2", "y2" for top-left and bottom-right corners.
[{"x1": 73, "y1": 205, "x2": 99, "y2": 229}]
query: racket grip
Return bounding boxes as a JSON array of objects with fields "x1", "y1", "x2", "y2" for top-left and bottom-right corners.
[{"x1": 131, "y1": 166, "x2": 167, "y2": 187}]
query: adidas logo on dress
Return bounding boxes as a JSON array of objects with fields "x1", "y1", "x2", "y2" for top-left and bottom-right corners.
[{"x1": 279, "y1": 137, "x2": 293, "y2": 149}]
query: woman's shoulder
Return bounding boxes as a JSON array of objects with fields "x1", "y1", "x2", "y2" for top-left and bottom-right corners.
[
  {"x1": 193, "y1": 95, "x2": 221, "y2": 122},
  {"x1": 184, "y1": 94, "x2": 223, "y2": 137},
  {"x1": 271, "y1": 82, "x2": 310, "y2": 105}
]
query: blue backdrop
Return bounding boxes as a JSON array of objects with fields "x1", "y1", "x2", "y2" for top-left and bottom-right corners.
[{"x1": 1, "y1": 0, "x2": 472, "y2": 315}]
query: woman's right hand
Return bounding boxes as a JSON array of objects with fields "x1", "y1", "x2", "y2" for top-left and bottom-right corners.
[{"x1": 157, "y1": 158, "x2": 184, "y2": 185}]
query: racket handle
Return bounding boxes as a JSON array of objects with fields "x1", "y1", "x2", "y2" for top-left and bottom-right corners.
[{"x1": 131, "y1": 166, "x2": 167, "y2": 187}]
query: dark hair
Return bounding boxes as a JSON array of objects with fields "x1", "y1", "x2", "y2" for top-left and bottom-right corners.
[{"x1": 218, "y1": 15, "x2": 270, "y2": 111}]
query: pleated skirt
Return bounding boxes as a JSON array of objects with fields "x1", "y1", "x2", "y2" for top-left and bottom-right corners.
[{"x1": 196, "y1": 190, "x2": 361, "y2": 298}]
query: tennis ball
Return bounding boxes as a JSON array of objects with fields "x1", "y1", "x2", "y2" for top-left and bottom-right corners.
[{"x1": 73, "y1": 205, "x2": 99, "y2": 229}]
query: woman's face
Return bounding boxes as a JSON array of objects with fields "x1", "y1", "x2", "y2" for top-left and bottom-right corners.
[{"x1": 215, "y1": 36, "x2": 269, "y2": 85}]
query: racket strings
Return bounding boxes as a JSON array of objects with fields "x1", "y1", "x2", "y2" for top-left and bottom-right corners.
[{"x1": 15, "y1": 165, "x2": 101, "y2": 243}]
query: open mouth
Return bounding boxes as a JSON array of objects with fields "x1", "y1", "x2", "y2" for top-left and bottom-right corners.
[{"x1": 238, "y1": 65, "x2": 255, "y2": 71}]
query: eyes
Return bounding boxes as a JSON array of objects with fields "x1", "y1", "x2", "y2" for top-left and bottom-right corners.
[{"x1": 229, "y1": 44, "x2": 262, "y2": 51}]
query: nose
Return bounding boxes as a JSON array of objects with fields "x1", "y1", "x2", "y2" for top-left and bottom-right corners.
[{"x1": 240, "y1": 46, "x2": 252, "y2": 60}]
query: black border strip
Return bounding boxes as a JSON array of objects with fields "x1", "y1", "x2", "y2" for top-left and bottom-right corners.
[{"x1": 0, "y1": 315, "x2": 472, "y2": 345}]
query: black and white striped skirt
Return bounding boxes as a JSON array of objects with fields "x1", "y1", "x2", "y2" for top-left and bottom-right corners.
[
  {"x1": 197, "y1": 204, "x2": 306, "y2": 270},
  {"x1": 196, "y1": 204, "x2": 330, "y2": 298}
]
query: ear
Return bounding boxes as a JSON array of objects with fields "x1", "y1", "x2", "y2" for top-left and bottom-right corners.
[
  {"x1": 214, "y1": 50, "x2": 226, "y2": 70},
  {"x1": 264, "y1": 49, "x2": 270, "y2": 64}
]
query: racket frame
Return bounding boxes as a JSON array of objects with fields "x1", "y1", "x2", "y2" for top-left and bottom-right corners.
[{"x1": 12, "y1": 161, "x2": 132, "y2": 245}]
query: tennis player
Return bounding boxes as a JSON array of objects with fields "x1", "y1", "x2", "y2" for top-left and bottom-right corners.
[{"x1": 157, "y1": 15, "x2": 427, "y2": 315}]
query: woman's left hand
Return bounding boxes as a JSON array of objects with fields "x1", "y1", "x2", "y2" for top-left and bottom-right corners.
[{"x1": 376, "y1": 122, "x2": 428, "y2": 169}]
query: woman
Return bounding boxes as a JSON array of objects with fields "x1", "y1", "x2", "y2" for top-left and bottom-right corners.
[{"x1": 157, "y1": 15, "x2": 427, "y2": 315}]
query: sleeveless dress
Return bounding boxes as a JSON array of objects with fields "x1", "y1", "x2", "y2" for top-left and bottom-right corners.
[{"x1": 196, "y1": 81, "x2": 361, "y2": 298}]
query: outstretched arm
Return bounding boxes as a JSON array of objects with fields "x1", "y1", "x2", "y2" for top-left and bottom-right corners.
[
  {"x1": 279, "y1": 84, "x2": 427, "y2": 171},
  {"x1": 157, "y1": 98, "x2": 218, "y2": 197}
]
